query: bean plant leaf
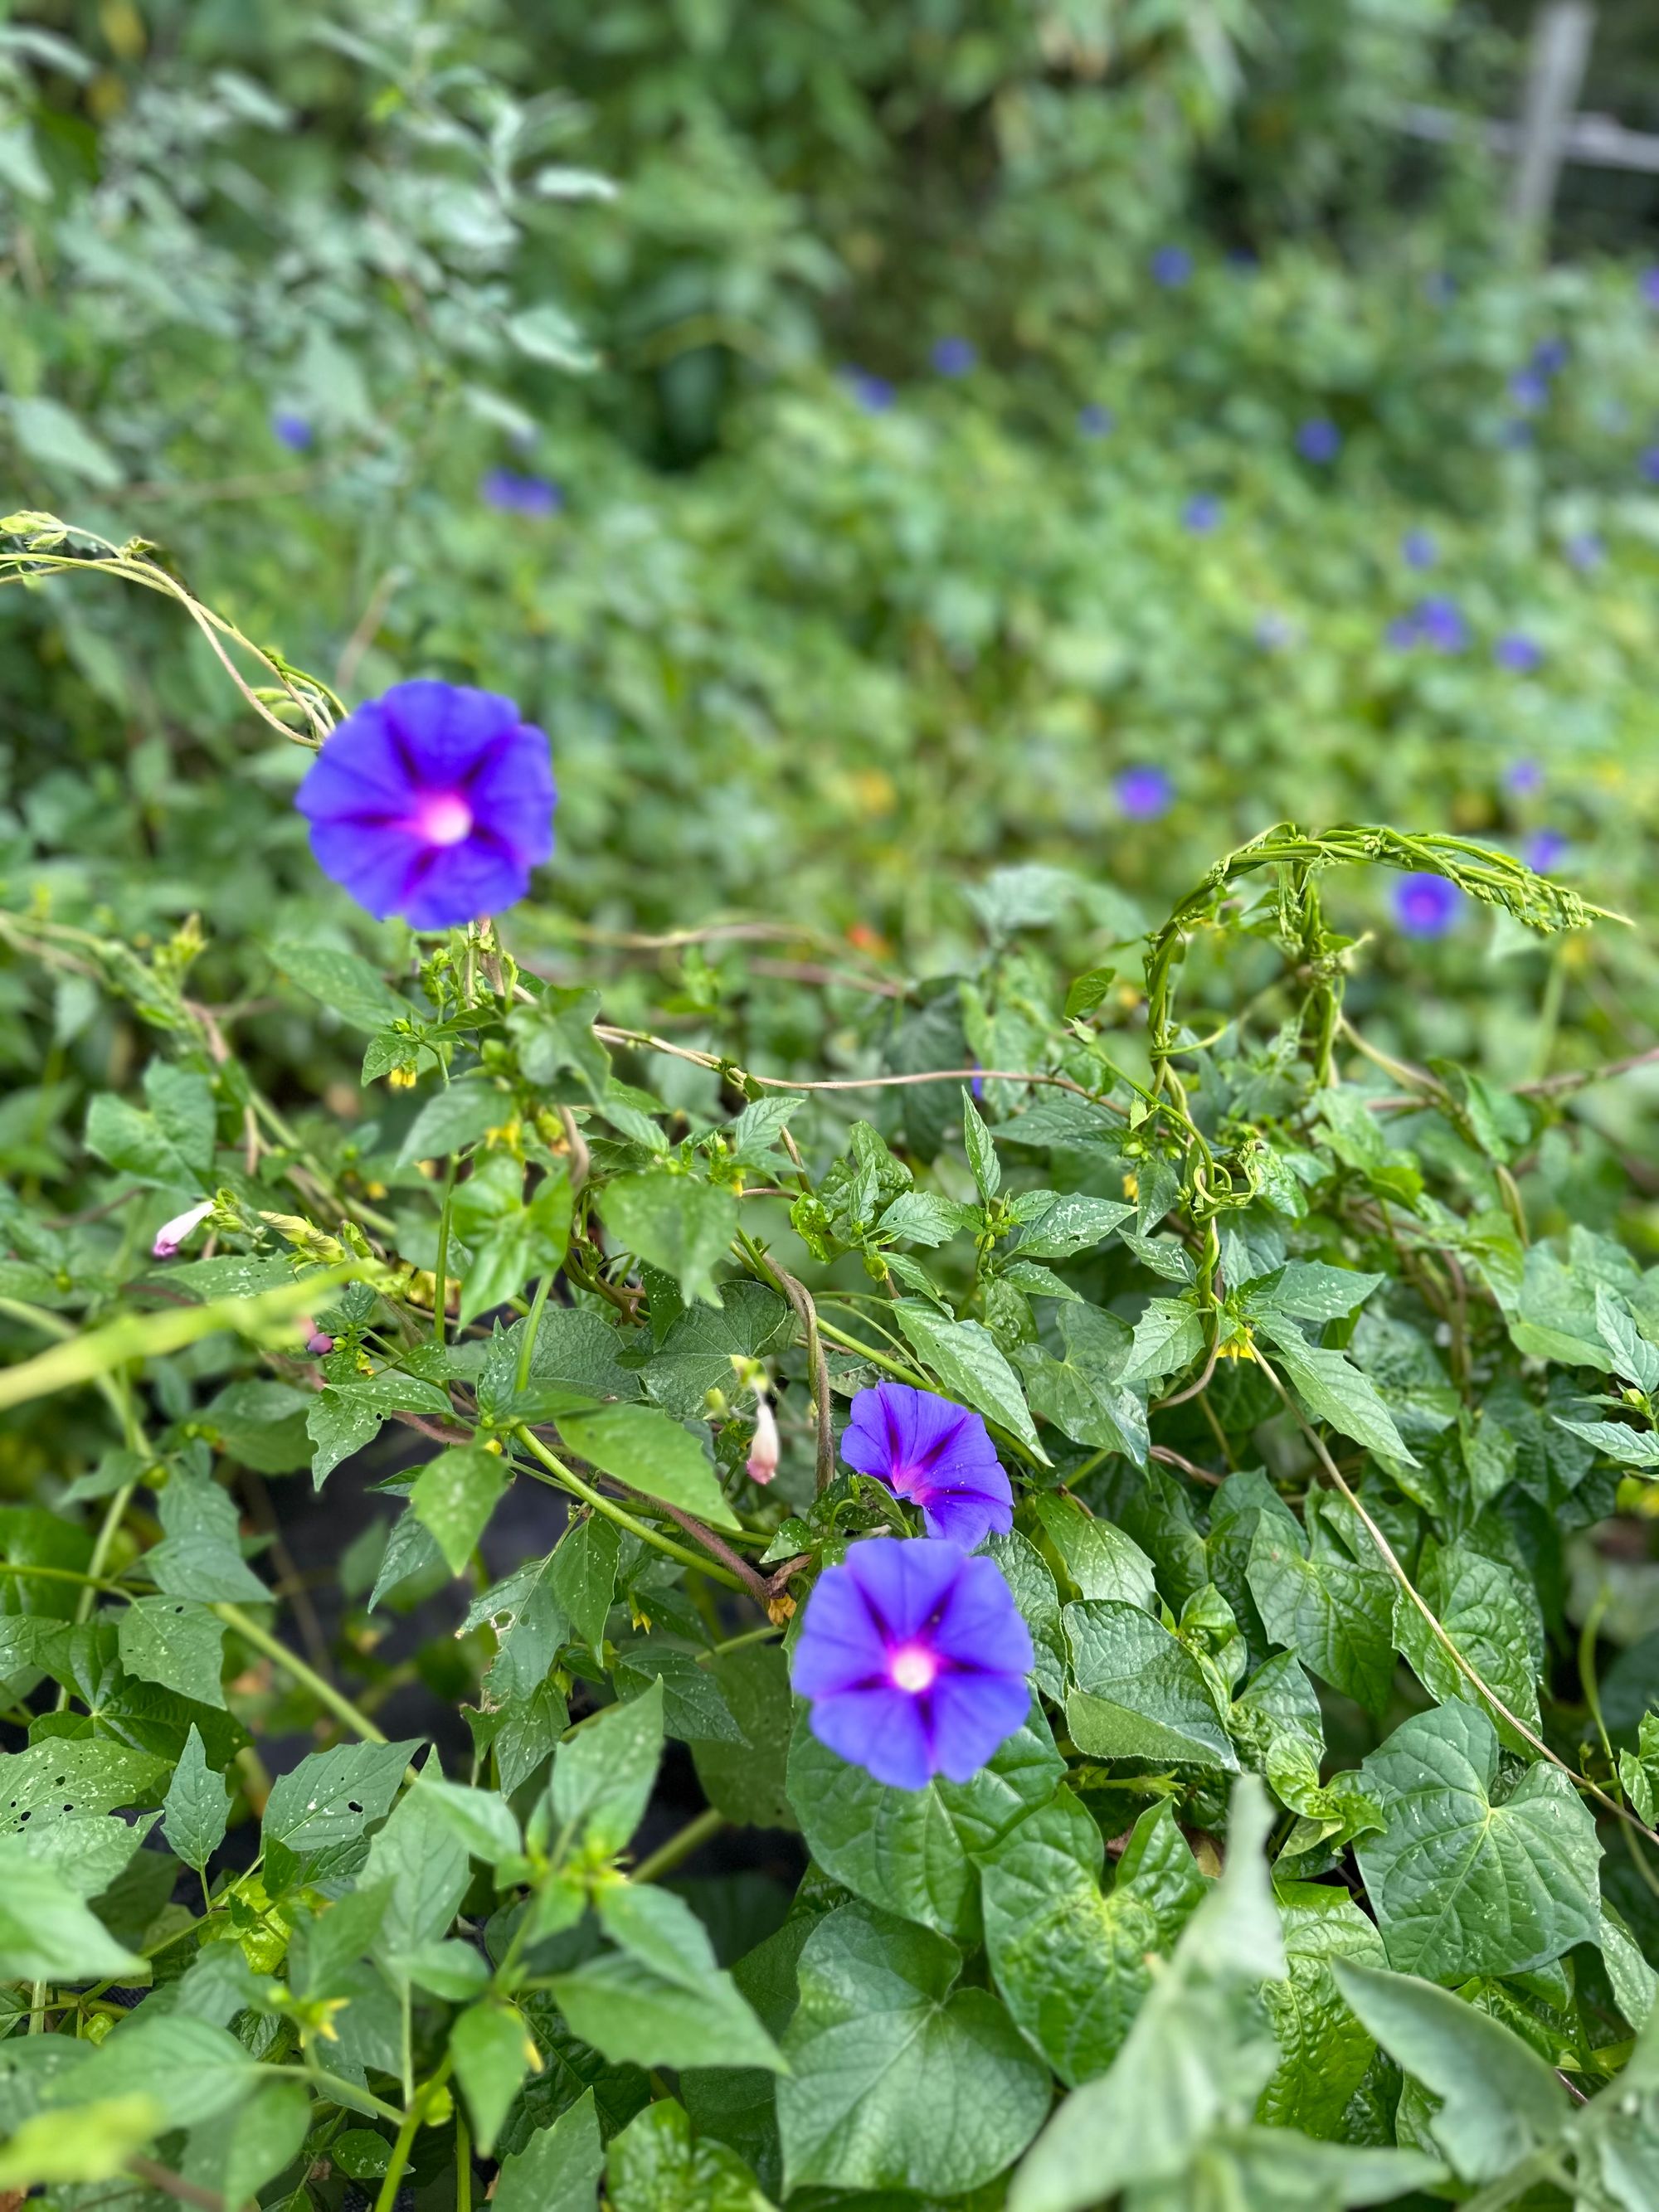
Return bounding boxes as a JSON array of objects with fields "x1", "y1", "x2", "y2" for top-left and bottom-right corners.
[
  {"x1": 778, "y1": 1899, "x2": 1051, "y2": 2197},
  {"x1": 1355, "y1": 1704, "x2": 1602, "y2": 1981}
]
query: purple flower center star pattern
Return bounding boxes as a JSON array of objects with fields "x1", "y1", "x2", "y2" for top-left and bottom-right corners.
[
  {"x1": 296, "y1": 679, "x2": 556, "y2": 930},
  {"x1": 791, "y1": 1536, "x2": 1034, "y2": 1790},
  {"x1": 840, "y1": 1382, "x2": 1013, "y2": 1550}
]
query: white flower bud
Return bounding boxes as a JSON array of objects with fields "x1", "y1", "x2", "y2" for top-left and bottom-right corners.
[{"x1": 151, "y1": 1200, "x2": 213, "y2": 1260}]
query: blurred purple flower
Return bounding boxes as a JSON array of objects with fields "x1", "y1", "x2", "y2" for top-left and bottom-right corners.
[
  {"x1": 932, "y1": 336, "x2": 977, "y2": 377},
  {"x1": 1565, "y1": 530, "x2": 1604, "y2": 570},
  {"x1": 1532, "y1": 337, "x2": 1569, "y2": 376},
  {"x1": 1495, "y1": 631, "x2": 1543, "y2": 674},
  {"x1": 1116, "y1": 765, "x2": 1175, "y2": 819},
  {"x1": 1641, "y1": 267, "x2": 1659, "y2": 309},
  {"x1": 791, "y1": 1537, "x2": 1034, "y2": 1789},
  {"x1": 1641, "y1": 445, "x2": 1659, "y2": 484},
  {"x1": 479, "y1": 468, "x2": 562, "y2": 518},
  {"x1": 1296, "y1": 417, "x2": 1340, "y2": 464},
  {"x1": 1392, "y1": 597, "x2": 1468, "y2": 654},
  {"x1": 1417, "y1": 596, "x2": 1469, "y2": 653},
  {"x1": 271, "y1": 411, "x2": 313, "y2": 453},
  {"x1": 1505, "y1": 757, "x2": 1544, "y2": 795},
  {"x1": 1151, "y1": 245, "x2": 1193, "y2": 288},
  {"x1": 843, "y1": 366, "x2": 895, "y2": 414},
  {"x1": 1394, "y1": 873, "x2": 1460, "y2": 937},
  {"x1": 841, "y1": 1382, "x2": 1012, "y2": 1551},
  {"x1": 296, "y1": 680, "x2": 556, "y2": 929},
  {"x1": 1183, "y1": 493, "x2": 1221, "y2": 533},
  {"x1": 1078, "y1": 402, "x2": 1116, "y2": 438},
  {"x1": 1402, "y1": 528, "x2": 1438, "y2": 571},
  {"x1": 1523, "y1": 829, "x2": 1566, "y2": 873},
  {"x1": 1509, "y1": 369, "x2": 1549, "y2": 412}
]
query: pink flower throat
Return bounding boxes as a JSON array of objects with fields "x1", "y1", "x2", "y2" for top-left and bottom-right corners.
[
  {"x1": 415, "y1": 792, "x2": 474, "y2": 847},
  {"x1": 888, "y1": 1641, "x2": 939, "y2": 1695}
]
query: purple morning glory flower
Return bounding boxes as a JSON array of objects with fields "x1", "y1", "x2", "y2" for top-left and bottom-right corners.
[
  {"x1": 1641, "y1": 267, "x2": 1659, "y2": 309},
  {"x1": 1078, "y1": 403, "x2": 1116, "y2": 438},
  {"x1": 1533, "y1": 337, "x2": 1569, "y2": 376},
  {"x1": 1509, "y1": 369, "x2": 1549, "y2": 412},
  {"x1": 1402, "y1": 528, "x2": 1438, "y2": 571},
  {"x1": 1394, "y1": 873, "x2": 1460, "y2": 937},
  {"x1": 1184, "y1": 493, "x2": 1221, "y2": 533},
  {"x1": 1523, "y1": 829, "x2": 1566, "y2": 873},
  {"x1": 932, "y1": 336, "x2": 977, "y2": 377},
  {"x1": 791, "y1": 1537, "x2": 1034, "y2": 1789},
  {"x1": 1565, "y1": 531, "x2": 1603, "y2": 571},
  {"x1": 1296, "y1": 417, "x2": 1340, "y2": 464},
  {"x1": 479, "y1": 468, "x2": 562, "y2": 518},
  {"x1": 1151, "y1": 245, "x2": 1193, "y2": 288},
  {"x1": 1416, "y1": 596, "x2": 1468, "y2": 653},
  {"x1": 842, "y1": 366, "x2": 895, "y2": 414},
  {"x1": 1116, "y1": 765, "x2": 1175, "y2": 819},
  {"x1": 296, "y1": 680, "x2": 556, "y2": 930},
  {"x1": 1495, "y1": 631, "x2": 1543, "y2": 674},
  {"x1": 840, "y1": 1382, "x2": 1013, "y2": 1550},
  {"x1": 272, "y1": 411, "x2": 313, "y2": 453},
  {"x1": 1505, "y1": 757, "x2": 1544, "y2": 795},
  {"x1": 1641, "y1": 446, "x2": 1659, "y2": 484}
]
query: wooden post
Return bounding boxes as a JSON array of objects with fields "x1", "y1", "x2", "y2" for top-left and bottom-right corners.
[{"x1": 1508, "y1": 2, "x2": 1597, "y2": 240}]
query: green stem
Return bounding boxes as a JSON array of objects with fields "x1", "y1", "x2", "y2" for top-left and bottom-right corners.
[
  {"x1": 697, "y1": 1621, "x2": 782, "y2": 1665},
  {"x1": 633, "y1": 1805, "x2": 725, "y2": 1883},
  {"x1": 373, "y1": 2058, "x2": 451, "y2": 2212},
  {"x1": 456, "y1": 2105, "x2": 472, "y2": 2212},
  {"x1": 433, "y1": 1156, "x2": 459, "y2": 1347},
  {"x1": 280, "y1": 2067, "x2": 406, "y2": 2127},
  {"x1": 212, "y1": 1602, "x2": 387, "y2": 1743},
  {"x1": 513, "y1": 1427, "x2": 747, "y2": 1593}
]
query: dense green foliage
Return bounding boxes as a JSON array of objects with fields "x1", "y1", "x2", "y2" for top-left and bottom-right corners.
[{"x1": 5, "y1": 2, "x2": 1659, "y2": 2208}]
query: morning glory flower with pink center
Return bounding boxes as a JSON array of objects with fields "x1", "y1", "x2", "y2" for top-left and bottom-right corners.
[
  {"x1": 840, "y1": 1382, "x2": 1013, "y2": 1550},
  {"x1": 1496, "y1": 632, "x2": 1543, "y2": 674},
  {"x1": 296, "y1": 680, "x2": 556, "y2": 929},
  {"x1": 1184, "y1": 493, "x2": 1221, "y2": 533},
  {"x1": 271, "y1": 411, "x2": 313, "y2": 453},
  {"x1": 1394, "y1": 873, "x2": 1460, "y2": 937},
  {"x1": 1296, "y1": 417, "x2": 1340, "y2": 463},
  {"x1": 1151, "y1": 245, "x2": 1193, "y2": 288},
  {"x1": 791, "y1": 1537, "x2": 1033, "y2": 1789},
  {"x1": 1116, "y1": 765, "x2": 1175, "y2": 819},
  {"x1": 1524, "y1": 829, "x2": 1566, "y2": 873},
  {"x1": 152, "y1": 1199, "x2": 212, "y2": 1259},
  {"x1": 932, "y1": 337, "x2": 976, "y2": 377}
]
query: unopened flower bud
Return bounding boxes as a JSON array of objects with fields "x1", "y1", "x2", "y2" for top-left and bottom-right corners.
[
  {"x1": 300, "y1": 1320, "x2": 335, "y2": 1356},
  {"x1": 152, "y1": 1200, "x2": 212, "y2": 1260},
  {"x1": 746, "y1": 1392, "x2": 780, "y2": 1486}
]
